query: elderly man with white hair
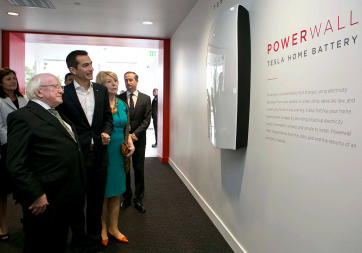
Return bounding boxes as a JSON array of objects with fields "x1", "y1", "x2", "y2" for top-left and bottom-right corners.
[{"x1": 6, "y1": 73, "x2": 86, "y2": 253}]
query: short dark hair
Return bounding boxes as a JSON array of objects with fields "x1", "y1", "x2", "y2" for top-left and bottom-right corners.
[
  {"x1": 66, "y1": 50, "x2": 88, "y2": 69},
  {"x1": 153, "y1": 88, "x2": 158, "y2": 91},
  {"x1": 124, "y1": 71, "x2": 138, "y2": 82},
  {"x1": 0, "y1": 68, "x2": 23, "y2": 99},
  {"x1": 64, "y1": 72, "x2": 73, "y2": 80}
]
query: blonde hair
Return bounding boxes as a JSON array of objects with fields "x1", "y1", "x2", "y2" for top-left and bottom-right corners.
[{"x1": 96, "y1": 71, "x2": 119, "y2": 86}]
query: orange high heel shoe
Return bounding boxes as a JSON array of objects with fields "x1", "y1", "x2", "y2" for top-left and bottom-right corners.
[
  {"x1": 108, "y1": 229, "x2": 129, "y2": 243},
  {"x1": 101, "y1": 238, "x2": 109, "y2": 246}
]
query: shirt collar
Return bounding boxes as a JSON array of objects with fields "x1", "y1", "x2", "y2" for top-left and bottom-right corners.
[
  {"x1": 32, "y1": 99, "x2": 52, "y2": 110},
  {"x1": 74, "y1": 79, "x2": 93, "y2": 90},
  {"x1": 127, "y1": 90, "x2": 138, "y2": 98}
]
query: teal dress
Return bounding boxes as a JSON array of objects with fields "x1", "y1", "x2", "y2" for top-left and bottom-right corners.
[{"x1": 104, "y1": 99, "x2": 127, "y2": 198}]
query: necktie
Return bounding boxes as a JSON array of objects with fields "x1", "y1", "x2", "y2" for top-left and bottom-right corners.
[
  {"x1": 49, "y1": 109, "x2": 77, "y2": 143},
  {"x1": 129, "y1": 94, "x2": 135, "y2": 115}
]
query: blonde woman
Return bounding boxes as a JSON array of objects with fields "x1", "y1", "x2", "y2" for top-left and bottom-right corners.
[{"x1": 96, "y1": 71, "x2": 134, "y2": 246}]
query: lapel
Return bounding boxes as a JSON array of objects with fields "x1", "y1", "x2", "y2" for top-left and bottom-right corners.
[
  {"x1": 92, "y1": 83, "x2": 101, "y2": 126},
  {"x1": 65, "y1": 82, "x2": 90, "y2": 127},
  {"x1": 18, "y1": 96, "x2": 28, "y2": 108},
  {"x1": 61, "y1": 113, "x2": 79, "y2": 143},
  {"x1": 3, "y1": 97, "x2": 17, "y2": 110},
  {"x1": 28, "y1": 101, "x2": 76, "y2": 143},
  {"x1": 132, "y1": 91, "x2": 143, "y2": 117}
]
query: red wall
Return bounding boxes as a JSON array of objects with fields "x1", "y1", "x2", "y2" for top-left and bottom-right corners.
[
  {"x1": 2, "y1": 31, "x2": 26, "y2": 94},
  {"x1": 157, "y1": 40, "x2": 170, "y2": 163}
]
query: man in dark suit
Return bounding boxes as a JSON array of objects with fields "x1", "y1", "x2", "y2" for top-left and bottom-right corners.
[
  {"x1": 151, "y1": 88, "x2": 158, "y2": 147},
  {"x1": 64, "y1": 72, "x2": 75, "y2": 85},
  {"x1": 117, "y1": 71, "x2": 151, "y2": 213},
  {"x1": 57, "y1": 50, "x2": 113, "y2": 253},
  {"x1": 6, "y1": 73, "x2": 85, "y2": 253}
]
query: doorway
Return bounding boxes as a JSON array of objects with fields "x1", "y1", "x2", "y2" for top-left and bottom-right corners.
[{"x1": 2, "y1": 31, "x2": 169, "y2": 162}]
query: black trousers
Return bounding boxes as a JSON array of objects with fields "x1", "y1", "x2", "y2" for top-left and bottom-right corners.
[
  {"x1": 123, "y1": 144, "x2": 146, "y2": 203},
  {"x1": 0, "y1": 144, "x2": 12, "y2": 196},
  {"x1": 70, "y1": 151, "x2": 107, "y2": 253},
  {"x1": 23, "y1": 198, "x2": 77, "y2": 253},
  {"x1": 153, "y1": 118, "x2": 157, "y2": 144}
]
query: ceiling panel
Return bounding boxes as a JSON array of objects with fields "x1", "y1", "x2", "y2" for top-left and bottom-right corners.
[{"x1": 0, "y1": 0, "x2": 198, "y2": 38}]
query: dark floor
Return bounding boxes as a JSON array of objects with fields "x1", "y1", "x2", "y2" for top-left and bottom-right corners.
[{"x1": 0, "y1": 157, "x2": 233, "y2": 253}]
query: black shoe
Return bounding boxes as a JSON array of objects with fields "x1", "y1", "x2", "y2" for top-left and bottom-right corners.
[
  {"x1": 120, "y1": 201, "x2": 131, "y2": 210},
  {"x1": 134, "y1": 202, "x2": 146, "y2": 213},
  {"x1": 0, "y1": 233, "x2": 9, "y2": 241},
  {"x1": 152, "y1": 144, "x2": 157, "y2": 148}
]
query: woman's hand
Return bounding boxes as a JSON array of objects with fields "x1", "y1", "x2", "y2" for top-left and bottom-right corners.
[
  {"x1": 124, "y1": 134, "x2": 135, "y2": 157},
  {"x1": 125, "y1": 144, "x2": 135, "y2": 157}
]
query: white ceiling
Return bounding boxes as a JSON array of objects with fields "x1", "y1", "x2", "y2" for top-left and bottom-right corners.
[{"x1": 0, "y1": 0, "x2": 199, "y2": 38}]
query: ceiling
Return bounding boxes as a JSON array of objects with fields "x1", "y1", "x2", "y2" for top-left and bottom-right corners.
[{"x1": 0, "y1": 0, "x2": 199, "y2": 39}]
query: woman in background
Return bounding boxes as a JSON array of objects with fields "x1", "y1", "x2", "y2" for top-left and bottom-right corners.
[
  {"x1": 0, "y1": 68, "x2": 28, "y2": 241},
  {"x1": 96, "y1": 71, "x2": 134, "y2": 246}
]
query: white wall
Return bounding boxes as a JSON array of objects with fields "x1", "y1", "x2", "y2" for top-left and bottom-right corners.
[{"x1": 170, "y1": 0, "x2": 362, "y2": 252}]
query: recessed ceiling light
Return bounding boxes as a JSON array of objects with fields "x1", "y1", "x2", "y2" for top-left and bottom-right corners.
[
  {"x1": 230, "y1": 7, "x2": 235, "y2": 11},
  {"x1": 7, "y1": 12, "x2": 19, "y2": 16},
  {"x1": 143, "y1": 21, "x2": 153, "y2": 25}
]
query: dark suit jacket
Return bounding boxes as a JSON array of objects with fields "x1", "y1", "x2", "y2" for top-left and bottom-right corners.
[
  {"x1": 152, "y1": 95, "x2": 158, "y2": 121},
  {"x1": 57, "y1": 82, "x2": 113, "y2": 166},
  {"x1": 6, "y1": 101, "x2": 86, "y2": 207},
  {"x1": 117, "y1": 91, "x2": 152, "y2": 146}
]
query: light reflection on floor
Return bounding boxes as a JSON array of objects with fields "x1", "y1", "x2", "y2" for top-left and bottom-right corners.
[{"x1": 145, "y1": 126, "x2": 158, "y2": 157}]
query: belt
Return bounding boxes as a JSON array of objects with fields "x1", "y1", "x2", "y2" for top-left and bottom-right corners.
[{"x1": 89, "y1": 146, "x2": 94, "y2": 152}]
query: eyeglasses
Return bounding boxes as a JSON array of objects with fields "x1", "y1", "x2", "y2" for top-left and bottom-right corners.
[{"x1": 40, "y1": 84, "x2": 64, "y2": 91}]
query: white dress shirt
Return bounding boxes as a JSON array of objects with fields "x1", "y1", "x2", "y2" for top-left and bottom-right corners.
[
  {"x1": 32, "y1": 99, "x2": 74, "y2": 136},
  {"x1": 126, "y1": 90, "x2": 139, "y2": 107},
  {"x1": 74, "y1": 80, "x2": 95, "y2": 144},
  {"x1": 74, "y1": 79, "x2": 95, "y2": 127}
]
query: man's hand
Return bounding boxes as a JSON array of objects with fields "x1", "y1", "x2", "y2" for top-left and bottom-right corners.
[
  {"x1": 101, "y1": 133, "x2": 111, "y2": 145},
  {"x1": 29, "y1": 194, "x2": 48, "y2": 215},
  {"x1": 130, "y1": 134, "x2": 138, "y2": 142}
]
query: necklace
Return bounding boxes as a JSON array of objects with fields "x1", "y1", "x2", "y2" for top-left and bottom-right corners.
[{"x1": 110, "y1": 100, "x2": 118, "y2": 114}]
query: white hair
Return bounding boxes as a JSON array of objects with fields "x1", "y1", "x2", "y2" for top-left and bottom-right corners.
[{"x1": 26, "y1": 74, "x2": 43, "y2": 100}]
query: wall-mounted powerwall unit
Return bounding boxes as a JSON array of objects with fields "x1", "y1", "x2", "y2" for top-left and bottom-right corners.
[{"x1": 206, "y1": 4, "x2": 251, "y2": 150}]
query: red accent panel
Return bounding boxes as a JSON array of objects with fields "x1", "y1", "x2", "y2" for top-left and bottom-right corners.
[
  {"x1": 2, "y1": 31, "x2": 10, "y2": 68},
  {"x1": 159, "y1": 157, "x2": 168, "y2": 163},
  {"x1": 1, "y1": 31, "x2": 25, "y2": 94},
  {"x1": 9, "y1": 33, "x2": 25, "y2": 94},
  {"x1": 157, "y1": 40, "x2": 170, "y2": 163}
]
